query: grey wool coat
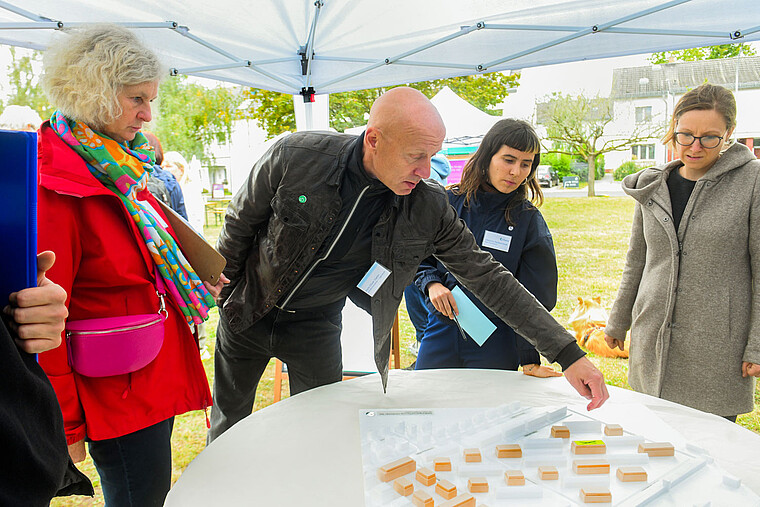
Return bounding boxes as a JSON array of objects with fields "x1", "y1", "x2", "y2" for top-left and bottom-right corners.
[{"x1": 607, "y1": 142, "x2": 760, "y2": 416}]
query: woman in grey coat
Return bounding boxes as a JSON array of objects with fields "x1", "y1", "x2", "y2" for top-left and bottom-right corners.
[{"x1": 605, "y1": 84, "x2": 760, "y2": 420}]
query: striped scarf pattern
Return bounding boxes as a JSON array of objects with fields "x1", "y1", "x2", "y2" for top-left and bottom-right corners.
[{"x1": 50, "y1": 111, "x2": 214, "y2": 325}]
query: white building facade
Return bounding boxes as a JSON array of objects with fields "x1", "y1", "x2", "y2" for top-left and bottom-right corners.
[{"x1": 605, "y1": 55, "x2": 760, "y2": 172}]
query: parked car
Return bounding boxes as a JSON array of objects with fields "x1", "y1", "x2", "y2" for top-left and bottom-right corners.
[{"x1": 536, "y1": 165, "x2": 559, "y2": 187}]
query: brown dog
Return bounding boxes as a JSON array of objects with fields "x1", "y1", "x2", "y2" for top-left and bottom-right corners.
[{"x1": 567, "y1": 296, "x2": 628, "y2": 359}]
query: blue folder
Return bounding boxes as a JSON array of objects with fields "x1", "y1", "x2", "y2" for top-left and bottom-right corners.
[{"x1": 0, "y1": 130, "x2": 37, "y2": 307}]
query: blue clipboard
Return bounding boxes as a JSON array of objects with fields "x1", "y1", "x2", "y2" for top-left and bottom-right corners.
[{"x1": 0, "y1": 130, "x2": 37, "y2": 307}]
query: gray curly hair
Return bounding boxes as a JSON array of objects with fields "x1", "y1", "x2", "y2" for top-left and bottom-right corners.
[{"x1": 41, "y1": 23, "x2": 164, "y2": 130}]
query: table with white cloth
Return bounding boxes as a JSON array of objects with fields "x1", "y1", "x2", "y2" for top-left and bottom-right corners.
[{"x1": 166, "y1": 369, "x2": 760, "y2": 506}]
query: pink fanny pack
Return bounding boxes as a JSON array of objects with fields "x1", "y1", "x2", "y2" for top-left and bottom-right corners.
[{"x1": 65, "y1": 268, "x2": 168, "y2": 377}]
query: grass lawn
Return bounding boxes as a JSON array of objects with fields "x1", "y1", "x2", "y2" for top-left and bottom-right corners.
[{"x1": 51, "y1": 196, "x2": 760, "y2": 506}]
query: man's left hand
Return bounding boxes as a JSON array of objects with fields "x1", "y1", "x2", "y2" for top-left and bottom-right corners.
[
  {"x1": 204, "y1": 273, "x2": 230, "y2": 300},
  {"x1": 563, "y1": 356, "x2": 609, "y2": 410}
]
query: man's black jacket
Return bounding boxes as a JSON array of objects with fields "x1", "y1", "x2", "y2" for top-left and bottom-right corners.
[{"x1": 218, "y1": 131, "x2": 583, "y2": 388}]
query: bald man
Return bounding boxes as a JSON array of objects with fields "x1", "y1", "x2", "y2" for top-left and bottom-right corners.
[{"x1": 209, "y1": 87, "x2": 607, "y2": 442}]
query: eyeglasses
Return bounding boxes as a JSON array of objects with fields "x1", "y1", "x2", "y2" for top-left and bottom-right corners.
[{"x1": 674, "y1": 132, "x2": 725, "y2": 149}]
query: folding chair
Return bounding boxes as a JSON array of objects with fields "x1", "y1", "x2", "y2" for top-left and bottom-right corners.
[{"x1": 273, "y1": 300, "x2": 401, "y2": 402}]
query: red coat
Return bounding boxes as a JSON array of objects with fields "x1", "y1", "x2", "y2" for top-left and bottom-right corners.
[{"x1": 37, "y1": 123, "x2": 211, "y2": 444}]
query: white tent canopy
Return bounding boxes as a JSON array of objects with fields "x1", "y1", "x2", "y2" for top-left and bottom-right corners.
[
  {"x1": 1, "y1": 0, "x2": 758, "y2": 97},
  {"x1": 344, "y1": 86, "x2": 501, "y2": 145},
  {"x1": 430, "y1": 86, "x2": 502, "y2": 147}
]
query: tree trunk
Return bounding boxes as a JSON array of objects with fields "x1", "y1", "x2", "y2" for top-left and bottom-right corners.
[{"x1": 587, "y1": 154, "x2": 596, "y2": 197}]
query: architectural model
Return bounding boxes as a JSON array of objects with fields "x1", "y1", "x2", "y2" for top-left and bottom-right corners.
[{"x1": 359, "y1": 403, "x2": 759, "y2": 506}]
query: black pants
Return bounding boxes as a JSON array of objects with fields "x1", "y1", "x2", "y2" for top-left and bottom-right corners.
[
  {"x1": 88, "y1": 417, "x2": 174, "y2": 507},
  {"x1": 208, "y1": 304, "x2": 344, "y2": 443}
]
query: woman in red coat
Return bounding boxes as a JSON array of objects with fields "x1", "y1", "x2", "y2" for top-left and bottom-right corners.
[{"x1": 37, "y1": 24, "x2": 224, "y2": 506}]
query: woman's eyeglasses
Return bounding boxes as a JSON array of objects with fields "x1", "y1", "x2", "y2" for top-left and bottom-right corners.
[{"x1": 674, "y1": 132, "x2": 725, "y2": 149}]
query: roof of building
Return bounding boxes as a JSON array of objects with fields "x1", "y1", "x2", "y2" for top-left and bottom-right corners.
[{"x1": 611, "y1": 56, "x2": 760, "y2": 99}]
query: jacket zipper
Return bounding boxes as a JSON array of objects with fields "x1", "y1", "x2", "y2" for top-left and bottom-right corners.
[{"x1": 278, "y1": 185, "x2": 371, "y2": 310}]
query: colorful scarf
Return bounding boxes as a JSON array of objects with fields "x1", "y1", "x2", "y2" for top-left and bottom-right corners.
[{"x1": 50, "y1": 111, "x2": 215, "y2": 325}]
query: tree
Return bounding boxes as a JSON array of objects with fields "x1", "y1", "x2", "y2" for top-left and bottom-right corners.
[
  {"x1": 538, "y1": 93, "x2": 664, "y2": 197},
  {"x1": 242, "y1": 72, "x2": 519, "y2": 138},
  {"x1": 4, "y1": 48, "x2": 54, "y2": 119},
  {"x1": 153, "y1": 76, "x2": 244, "y2": 163},
  {"x1": 649, "y1": 43, "x2": 755, "y2": 64}
]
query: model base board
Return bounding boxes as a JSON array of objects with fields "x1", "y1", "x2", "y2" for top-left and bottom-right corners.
[{"x1": 359, "y1": 403, "x2": 759, "y2": 506}]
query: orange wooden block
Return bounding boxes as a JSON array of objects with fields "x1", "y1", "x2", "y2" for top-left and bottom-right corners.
[
  {"x1": 551, "y1": 425, "x2": 570, "y2": 438},
  {"x1": 580, "y1": 486, "x2": 612, "y2": 503},
  {"x1": 463, "y1": 448, "x2": 482, "y2": 463},
  {"x1": 467, "y1": 477, "x2": 489, "y2": 493},
  {"x1": 412, "y1": 489, "x2": 434, "y2": 507},
  {"x1": 377, "y1": 456, "x2": 416, "y2": 482},
  {"x1": 495, "y1": 444, "x2": 522, "y2": 458},
  {"x1": 538, "y1": 465, "x2": 559, "y2": 480},
  {"x1": 504, "y1": 470, "x2": 525, "y2": 486},
  {"x1": 571, "y1": 440, "x2": 607, "y2": 455},
  {"x1": 436, "y1": 479, "x2": 457, "y2": 500},
  {"x1": 439, "y1": 493, "x2": 476, "y2": 507},
  {"x1": 415, "y1": 467, "x2": 436, "y2": 486},
  {"x1": 573, "y1": 460, "x2": 610, "y2": 475},
  {"x1": 434, "y1": 457, "x2": 452, "y2": 471},
  {"x1": 394, "y1": 476, "x2": 414, "y2": 496},
  {"x1": 604, "y1": 424, "x2": 623, "y2": 436},
  {"x1": 617, "y1": 466, "x2": 648, "y2": 482},
  {"x1": 638, "y1": 442, "x2": 674, "y2": 457}
]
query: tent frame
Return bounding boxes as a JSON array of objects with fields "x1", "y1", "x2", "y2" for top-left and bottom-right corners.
[{"x1": 1, "y1": 0, "x2": 757, "y2": 96}]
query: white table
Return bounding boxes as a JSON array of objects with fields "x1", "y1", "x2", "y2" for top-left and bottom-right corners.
[{"x1": 166, "y1": 369, "x2": 760, "y2": 506}]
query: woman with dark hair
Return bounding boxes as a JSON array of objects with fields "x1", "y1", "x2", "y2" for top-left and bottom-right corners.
[
  {"x1": 605, "y1": 83, "x2": 760, "y2": 421},
  {"x1": 414, "y1": 119, "x2": 560, "y2": 375}
]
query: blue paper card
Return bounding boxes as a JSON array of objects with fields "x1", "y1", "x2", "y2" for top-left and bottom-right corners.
[
  {"x1": 451, "y1": 286, "x2": 497, "y2": 346},
  {"x1": 0, "y1": 130, "x2": 37, "y2": 307}
]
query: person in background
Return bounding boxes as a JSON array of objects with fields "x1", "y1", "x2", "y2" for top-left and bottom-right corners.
[
  {"x1": 163, "y1": 150, "x2": 205, "y2": 234},
  {"x1": 1, "y1": 251, "x2": 93, "y2": 506},
  {"x1": 162, "y1": 150, "x2": 211, "y2": 358},
  {"x1": 37, "y1": 24, "x2": 223, "y2": 506},
  {"x1": 605, "y1": 83, "x2": 760, "y2": 421},
  {"x1": 404, "y1": 154, "x2": 451, "y2": 357},
  {"x1": 144, "y1": 131, "x2": 188, "y2": 219},
  {"x1": 414, "y1": 119, "x2": 561, "y2": 378}
]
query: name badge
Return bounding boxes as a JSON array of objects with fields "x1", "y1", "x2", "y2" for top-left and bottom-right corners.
[
  {"x1": 357, "y1": 262, "x2": 391, "y2": 297},
  {"x1": 482, "y1": 230, "x2": 512, "y2": 253}
]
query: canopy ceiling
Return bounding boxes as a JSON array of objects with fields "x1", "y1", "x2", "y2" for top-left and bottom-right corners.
[{"x1": 1, "y1": 0, "x2": 758, "y2": 96}]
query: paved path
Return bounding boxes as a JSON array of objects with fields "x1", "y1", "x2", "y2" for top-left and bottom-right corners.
[{"x1": 543, "y1": 173, "x2": 626, "y2": 197}]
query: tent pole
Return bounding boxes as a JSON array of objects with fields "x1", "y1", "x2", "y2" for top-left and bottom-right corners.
[{"x1": 293, "y1": 94, "x2": 329, "y2": 132}]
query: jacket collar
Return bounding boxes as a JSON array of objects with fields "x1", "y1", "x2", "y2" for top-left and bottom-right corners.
[
  {"x1": 622, "y1": 142, "x2": 756, "y2": 205},
  {"x1": 38, "y1": 121, "x2": 112, "y2": 198}
]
